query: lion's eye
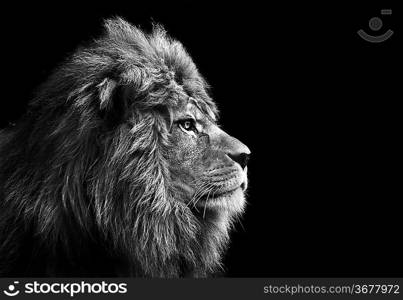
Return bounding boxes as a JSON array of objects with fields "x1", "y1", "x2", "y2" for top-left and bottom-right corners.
[{"x1": 178, "y1": 119, "x2": 197, "y2": 133}]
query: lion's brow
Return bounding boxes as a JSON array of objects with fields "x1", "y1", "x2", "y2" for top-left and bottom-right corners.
[{"x1": 189, "y1": 97, "x2": 217, "y2": 123}]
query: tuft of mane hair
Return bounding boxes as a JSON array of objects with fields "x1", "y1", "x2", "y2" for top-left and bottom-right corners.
[{"x1": 0, "y1": 17, "x2": 225, "y2": 277}]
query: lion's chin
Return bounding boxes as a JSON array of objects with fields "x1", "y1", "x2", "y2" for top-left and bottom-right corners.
[{"x1": 195, "y1": 187, "x2": 245, "y2": 214}]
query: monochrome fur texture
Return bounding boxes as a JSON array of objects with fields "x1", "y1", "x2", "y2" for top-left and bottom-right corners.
[{"x1": 0, "y1": 18, "x2": 249, "y2": 277}]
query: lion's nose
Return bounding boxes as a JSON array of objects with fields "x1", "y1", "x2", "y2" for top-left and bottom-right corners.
[
  {"x1": 226, "y1": 140, "x2": 251, "y2": 169},
  {"x1": 228, "y1": 152, "x2": 250, "y2": 169}
]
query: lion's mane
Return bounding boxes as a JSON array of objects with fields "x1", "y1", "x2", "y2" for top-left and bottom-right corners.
[{"x1": 0, "y1": 18, "x2": 230, "y2": 277}]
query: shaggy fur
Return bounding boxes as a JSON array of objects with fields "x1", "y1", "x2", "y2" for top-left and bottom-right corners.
[{"x1": 0, "y1": 18, "x2": 244, "y2": 277}]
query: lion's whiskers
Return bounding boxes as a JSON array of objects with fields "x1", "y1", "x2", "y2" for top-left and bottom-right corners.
[
  {"x1": 187, "y1": 182, "x2": 209, "y2": 208},
  {"x1": 203, "y1": 188, "x2": 214, "y2": 219},
  {"x1": 191, "y1": 185, "x2": 214, "y2": 210}
]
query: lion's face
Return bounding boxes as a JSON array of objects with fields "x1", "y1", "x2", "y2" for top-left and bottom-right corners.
[{"x1": 168, "y1": 99, "x2": 250, "y2": 214}]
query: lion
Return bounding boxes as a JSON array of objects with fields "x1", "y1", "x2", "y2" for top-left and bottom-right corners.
[{"x1": 0, "y1": 18, "x2": 250, "y2": 277}]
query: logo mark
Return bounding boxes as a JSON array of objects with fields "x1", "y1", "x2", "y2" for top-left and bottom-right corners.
[
  {"x1": 357, "y1": 9, "x2": 393, "y2": 43},
  {"x1": 3, "y1": 281, "x2": 20, "y2": 297}
]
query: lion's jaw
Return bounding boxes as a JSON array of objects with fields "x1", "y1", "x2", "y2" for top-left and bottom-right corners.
[{"x1": 192, "y1": 166, "x2": 248, "y2": 214}]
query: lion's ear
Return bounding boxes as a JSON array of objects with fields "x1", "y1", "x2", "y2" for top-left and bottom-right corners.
[{"x1": 98, "y1": 78, "x2": 129, "y2": 128}]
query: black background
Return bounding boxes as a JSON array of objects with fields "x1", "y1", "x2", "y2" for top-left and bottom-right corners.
[{"x1": 0, "y1": 2, "x2": 400, "y2": 277}]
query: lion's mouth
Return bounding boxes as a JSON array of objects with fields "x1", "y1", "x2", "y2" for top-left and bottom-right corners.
[
  {"x1": 209, "y1": 187, "x2": 239, "y2": 199},
  {"x1": 193, "y1": 186, "x2": 241, "y2": 208}
]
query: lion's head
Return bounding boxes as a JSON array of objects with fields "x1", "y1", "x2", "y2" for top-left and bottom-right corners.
[{"x1": 0, "y1": 18, "x2": 250, "y2": 277}]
